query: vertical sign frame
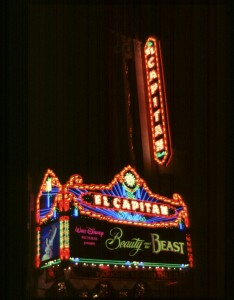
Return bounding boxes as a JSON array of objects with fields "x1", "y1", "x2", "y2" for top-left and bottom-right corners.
[{"x1": 144, "y1": 36, "x2": 172, "y2": 166}]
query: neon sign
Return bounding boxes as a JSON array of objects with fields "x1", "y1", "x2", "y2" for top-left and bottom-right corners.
[
  {"x1": 144, "y1": 36, "x2": 172, "y2": 166},
  {"x1": 82, "y1": 192, "x2": 175, "y2": 217},
  {"x1": 151, "y1": 233, "x2": 185, "y2": 254},
  {"x1": 105, "y1": 227, "x2": 185, "y2": 256},
  {"x1": 105, "y1": 227, "x2": 148, "y2": 256},
  {"x1": 69, "y1": 217, "x2": 189, "y2": 265},
  {"x1": 66, "y1": 166, "x2": 188, "y2": 228},
  {"x1": 35, "y1": 166, "x2": 193, "y2": 269}
]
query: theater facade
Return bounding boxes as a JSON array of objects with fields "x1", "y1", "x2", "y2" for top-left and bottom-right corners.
[
  {"x1": 34, "y1": 165, "x2": 193, "y2": 297},
  {"x1": 32, "y1": 35, "x2": 193, "y2": 297}
]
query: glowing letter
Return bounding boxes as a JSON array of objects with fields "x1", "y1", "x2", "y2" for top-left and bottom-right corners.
[
  {"x1": 166, "y1": 241, "x2": 174, "y2": 252},
  {"x1": 178, "y1": 242, "x2": 185, "y2": 254},
  {"x1": 150, "y1": 82, "x2": 158, "y2": 95},
  {"x1": 155, "y1": 124, "x2": 163, "y2": 137},
  {"x1": 145, "y1": 46, "x2": 155, "y2": 56},
  {"x1": 156, "y1": 139, "x2": 164, "y2": 152},
  {"x1": 139, "y1": 202, "x2": 145, "y2": 212},
  {"x1": 113, "y1": 197, "x2": 121, "y2": 209},
  {"x1": 122, "y1": 199, "x2": 131, "y2": 210},
  {"x1": 149, "y1": 70, "x2": 157, "y2": 81},
  {"x1": 160, "y1": 205, "x2": 168, "y2": 215},
  {"x1": 152, "y1": 204, "x2": 160, "y2": 214},
  {"x1": 144, "y1": 202, "x2": 152, "y2": 213},
  {"x1": 151, "y1": 233, "x2": 161, "y2": 254},
  {"x1": 154, "y1": 110, "x2": 161, "y2": 122},
  {"x1": 94, "y1": 194, "x2": 102, "y2": 206},
  {"x1": 173, "y1": 242, "x2": 180, "y2": 252},
  {"x1": 160, "y1": 240, "x2": 167, "y2": 251},
  {"x1": 148, "y1": 57, "x2": 155, "y2": 68},
  {"x1": 152, "y1": 96, "x2": 159, "y2": 108},
  {"x1": 105, "y1": 227, "x2": 122, "y2": 250},
  {"x1": 103, "y1": 196, "x2": 110, "y2": 207},
  {"x1": 173, "y1": 242, "x2": 185, "y2": 254},
  {"x1": 131, "y1": 200, "x2": 139, "y2": 211}
]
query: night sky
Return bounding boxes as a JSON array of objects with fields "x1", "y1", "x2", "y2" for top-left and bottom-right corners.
[{"x1": 3, "y1": 1, "x2": 231, "y2": 299}]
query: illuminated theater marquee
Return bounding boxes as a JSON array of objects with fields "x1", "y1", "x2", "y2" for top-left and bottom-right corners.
[
  {"x1": 82, "y1": 193, "x2": 174, "y2": 217},
  {"x1": 144, "y1": 36, "x2": 172, "y2": 166},
  {"x1": 35, "y1": 166, "x2": 193, "y2": 269}
]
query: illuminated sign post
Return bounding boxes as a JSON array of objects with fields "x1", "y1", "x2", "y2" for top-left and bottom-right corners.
[
  {"x1": 35, "y1": 166, "x2": 193, "y2": 270},
  {"x1": 144, "y1": 37, "x2": 172, "y2": 166}
]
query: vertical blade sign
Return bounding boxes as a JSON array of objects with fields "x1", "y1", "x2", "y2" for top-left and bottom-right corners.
[{"x1": 144, "y1": 37, "x2": 172, "y2": 166}]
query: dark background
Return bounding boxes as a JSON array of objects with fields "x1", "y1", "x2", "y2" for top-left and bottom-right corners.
[{"x1": 2, "y1": 1, "x2": 232, "y2": 299}]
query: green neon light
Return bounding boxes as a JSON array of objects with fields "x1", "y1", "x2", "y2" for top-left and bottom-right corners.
[
  {"x1": 70, "y1": 258, "x2": 126, "y2": 265},
  {"x1": 156, "y1": 151, "x2": 166, "y2": 158},
  {"x1": 45, "y1": 177, "x2": 52, "y2": 192},
  {"x1": 69, "y1": 258, "x2": 188, "y2": 269},
  {"x1": 40, "y1": 258, "x2": 189, "y2": 269},
  {"x1": 41, "y1": 259, "x2": 62, "y2": 269},
  {"x1": 148, "y1": 41, "x2": 153, "y2": 47}
]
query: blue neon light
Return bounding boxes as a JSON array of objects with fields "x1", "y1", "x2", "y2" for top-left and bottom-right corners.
[
  {"x1": 117, "y1": 211, "x2": 146, "y2": 222},
  {"x1": 40, "y1": 208, "x2": 52, "y2": 218},
  {"x1": 122, "y1": 185, "x2": 126, "y2": 197},
  {"x1": 135, "y1": 188, "x2": 141, "y2": 199},
  {"x1": 68, "y1": 184, "x2": 184, "y2": 225},
  {"x1": 47, "y1": 193, "x2": 51, "y2": 208},
  {"x1": 69, "y1": 188, "x2": 88, "y2": 197},
  {"x1": 73, "y1": 207, "x2": 79, "y2": 217}
]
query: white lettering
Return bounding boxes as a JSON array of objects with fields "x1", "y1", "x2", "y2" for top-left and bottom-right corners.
[
  {"x1": 103, "y1": 195, "x2": 110, "y2": 207},
  {"x1": 152, "y1": 96, "x2": 159, "y2": 108},
  {"x1": 150, "y1": 82, "x2": 158, "y2": 95},
  {"x1": 131, "y1": 200, "x2": 139, "y2": 211},
  {"x1": 149, "y1": 70, "x2": 158, "y2": 81},
  {"x1": 155, "y1": 124, "x2": 163, "y2": 137},
  {"x1": 152, "y1": 204, "x2": 160, "y2": 214},
  {"x1": 94, "y1": 194, "x2": 101, "y2": 206},
  {"x1": 113, "y1": 197, "x2": 121, "y2": 209},
  {"x1": 145, "y1": 46, "x2": 155, "y2": 56},
  {"x1": 160, "y1": 205, "x2": 168, "y2": 215},
  {"x1": 83, "y1": 194, "x2": 172, "y2": 217},
  {"x1": 122, "y1": 199, "x2": 131, "y2": 210},
  {"x1": 156, "y1": 139, "x2": 164, "y2": 152},
  {"x1": 148, "y1": 56, "x2": 155, "y2": 68},
  {"x1": 154, "y1": 110, "x2": 161, "y2": 122},
  {"x1": 144, "y1": 202, "x2": 152, "y2": 213}
]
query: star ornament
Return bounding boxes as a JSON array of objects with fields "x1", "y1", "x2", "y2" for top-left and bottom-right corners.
[{"x1": 124, "y1": 172, "x2": 136, "y2": 188}]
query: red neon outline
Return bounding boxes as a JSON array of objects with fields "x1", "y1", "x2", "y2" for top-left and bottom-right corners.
[
  {"x1": 60, "y1": 216, "x2": 70, "y2": 260},
  {"x1": 65, "y1": 165, "x2": 189, "y2": 228},
  {"x1": 35, "y1": 169, "x2": 63, "y2": 224},
  {"x1": 35, "y1": 166, "x2": 189, "y2": 228},
  {"x1": 186, "y1": 234, "x2": 194, "y2": 267},
  {"x1": 80, "y1": 192, "x2": 177, "y2": 218},
  {"x1": 144, "y1": 37, "x2": 172, "y2": 166},
  {"x1": 35, "y1": 166, "x2": 191, "y2": 267},
  {"x1": 158, "y1": 41, "x2": 173, "y2": 166}
]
